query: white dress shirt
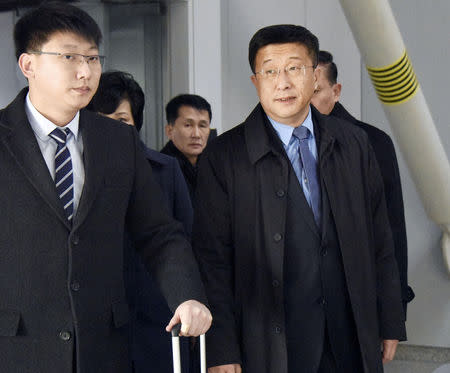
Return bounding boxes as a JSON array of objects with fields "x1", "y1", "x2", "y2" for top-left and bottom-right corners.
[{"x1": 25, "y1": 93, "x2": 85, "y2": 215}]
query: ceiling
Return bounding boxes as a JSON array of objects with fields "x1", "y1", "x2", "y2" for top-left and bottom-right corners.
[{"x1": 0, "y1": 0, "x2": 76, "y2": 12}]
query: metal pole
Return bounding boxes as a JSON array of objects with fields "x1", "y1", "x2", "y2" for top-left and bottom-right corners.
[{"x1": 339, "y1": 0, "x2": 450, "y2": 274}]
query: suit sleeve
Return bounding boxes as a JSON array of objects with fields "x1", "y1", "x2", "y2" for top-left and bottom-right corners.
[
  {"x1": 377, "y1": 136, "x2": 414, "y2": 315},
  {"x1": 192, "y1": 148, "x2": 242, "y2": 367},
  {"x1": 125, "y1": 126, "x2": 207, "y2": 311},
  {"x1": 367, "y1": 143, "x2": 407, "y2": 341}
]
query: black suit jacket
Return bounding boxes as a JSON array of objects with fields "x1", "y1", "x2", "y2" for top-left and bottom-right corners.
[
  {"x1": 330, "y1": 102, "x2": 414, "y2": 313},
  {"x1": 127, "y1": 144, "x2": 193, "y2": 373},
  {"x1": 142, "y1": 144, "x2": 193, "y2": 236},
  {"x1": 0, "y1": 88, "x2": 206, "y2": 373}
]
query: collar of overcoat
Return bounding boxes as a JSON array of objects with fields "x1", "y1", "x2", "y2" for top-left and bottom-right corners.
[
  {"x1": 0, "y1": 87, "x2": 108, "y2": 231},
  {"x1": 244, "y1": 103, "x2": 338, "y2": 166},
  {"x1": 330, "y1": 101, "x2": 358, "y2": 125}
]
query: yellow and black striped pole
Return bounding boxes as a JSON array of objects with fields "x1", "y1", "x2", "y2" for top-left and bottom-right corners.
[
  {"x1": 367, "y1": 51, "x2": 418, "y2": 105},
  {"x1": 339, "y1": 0, "x2": 450, "y2": 274}
]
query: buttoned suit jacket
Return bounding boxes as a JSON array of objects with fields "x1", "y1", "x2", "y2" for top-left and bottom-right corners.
[{"x1": 0, "y1": 88, "x2": 205, "y2": 373}]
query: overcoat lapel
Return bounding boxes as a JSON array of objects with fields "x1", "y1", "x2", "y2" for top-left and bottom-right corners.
[
  {"x1": 245, "y1": 104, "x2": 321, "y2": 238},
  {"x1": 314, "y1": 110, "x2": 346, "y2": 246},
  {"x1": 0, "y1": 89, "x2": 70, "y2": 229},
  {"x1": 72, "y1": 110, "x2": 108, "y2": 229}
]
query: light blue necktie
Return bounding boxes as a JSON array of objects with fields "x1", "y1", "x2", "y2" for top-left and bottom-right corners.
[
  {"x1": 292, "y1": 126, "x2": 321, "y2": 227},
  {"x1": 50, "y1": 128, "x2": 74, "y2": 222}
]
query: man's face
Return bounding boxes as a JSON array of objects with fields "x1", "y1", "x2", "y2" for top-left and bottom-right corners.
[
  {"x1": 250, "y1": 42, "x2": 318, "y2": 127},
  {"x1": 165, "y1": 105, "x2": 211, "y2": 165},
  {"x1": 102, "y1": 99, "x2": 135, "y2": 126},
  {"x1": 311, "y1": 65, "x2": 341, "y2": 115},
  {"x1": 19, "y1": 31, "x2": 101, "y2": 124}
]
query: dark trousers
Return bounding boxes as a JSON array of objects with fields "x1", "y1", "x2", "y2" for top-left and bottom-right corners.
[
  {"x1": 317, "y1": 327, "x2": 364, "y2": 373},
  {"x1": 317, "y1": 333, "x2": 337, "y2": 373}
]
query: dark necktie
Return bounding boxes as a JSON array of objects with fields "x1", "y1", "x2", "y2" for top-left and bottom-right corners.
[
  {"x1": 50, "y1": 128, "x2": 74, "y2": 222},
  {"x1": 292, "y1": 125, "x2": 321, "y2": 227}
]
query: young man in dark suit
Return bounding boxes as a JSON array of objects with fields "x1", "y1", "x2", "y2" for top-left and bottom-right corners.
[
  {"x1": 193, "y1": 25, "x2": 405, "y2": 373},
  {"x1": 88, "y1": 70, "x2": 194, "y2": 373},
  {"x1": 311, "y1": 50, "x2": 415, "y2": 316},
  {"x1": 0, "y1": 3, "x2": 210, "y2": 372}
]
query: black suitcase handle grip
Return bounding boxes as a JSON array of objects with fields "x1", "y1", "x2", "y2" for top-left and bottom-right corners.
[
  {"x1": 171, "y1": 323, "x2": 182, "y2": 337},
  {"x1": 171, "y1": 323, "x2": 206, "y2": 373}
]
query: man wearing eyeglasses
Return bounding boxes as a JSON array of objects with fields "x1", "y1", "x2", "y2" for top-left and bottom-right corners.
[
  {"x1": 0, "y1": 3, "x2": 211, "y2": 373},
  {"x1": 193, "y1": 24, "x2": 405, "y2": 373}
]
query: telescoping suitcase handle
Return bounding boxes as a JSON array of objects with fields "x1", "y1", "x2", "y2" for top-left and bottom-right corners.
[{"x1": 171, "y1": 324, "x2": 206, "y2": 373}]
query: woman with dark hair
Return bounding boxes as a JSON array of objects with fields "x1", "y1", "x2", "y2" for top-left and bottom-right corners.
[{"x1": 88, "y1": 71, "x2": 145, "y2": 129}]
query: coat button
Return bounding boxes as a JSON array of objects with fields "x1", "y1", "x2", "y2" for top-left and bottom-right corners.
[
  {"x1": 272, "y1": 279, "x2": 280, "y2": 287},
  {"x1": 274, "y1": 326, "x2": 282, "y2": 334},
  {"x1": 319, "y1": 298, "x2": 327, "y2": 306},
  {"x1": 71, "y1": 282, "x2": 80, "y2": 291},
  {"x1": 321, "y1": 248, "x2": 328, "y2": 257},
  {"x1": 273, "y1": 233, "x2": 282, "y2": 242},
  {"x1": 276, "y1": 189, "x2": 285, "y2": 197},
  {"x1": 59, "y1": 331, "x2": 71, "y2": 341},
  {"x1": 72, "y1": 235, "x2": 79, "y2": 245}
]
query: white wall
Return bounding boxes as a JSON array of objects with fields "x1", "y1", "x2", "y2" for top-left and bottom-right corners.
[
  {"x1": 304, "y1": 0, "x2": 361, "y2": 118},
  {"x1": 167, "y1": 1, "x2": 190, "y2": 98},
  {"x1": 191, "y1": 0, "x2": 222, "y2": 133},
  {"x1": 0, "y1": 11, "x2": 26, "y2": 107},
  {"x1": 220, "y1": 0, "x2": 361, "y2": 132},
  {"x1": 166, "y1": 0, "x2": 222, "y2": 133},
  {"x1": 361, "y1": 0, "x2": 450, "y2": 347},
  {"x1": 105, "y1": 3, "x2": 165, "y2": 149}
]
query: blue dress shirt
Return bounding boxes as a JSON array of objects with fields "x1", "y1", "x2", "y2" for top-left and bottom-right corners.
[{"x1": 268, "y1": 106, "x2": 318, "y2": 208}]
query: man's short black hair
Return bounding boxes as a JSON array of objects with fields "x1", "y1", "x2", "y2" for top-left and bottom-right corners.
[
  {"x1": 318, "y1": 50, "x2": 338, "y2": 85},
  {"x1": 87, "y1": 71, "x2": 145, "y2": 131},
  {"x1": 165, "y1": 94, "x2": 212, "y2": 125},
  {"x1": 248, "y1": 24, "x2": 319, "y2": 74},
  {"x1": 14, "y1": 1, "x2": 102, "y2": 61}
]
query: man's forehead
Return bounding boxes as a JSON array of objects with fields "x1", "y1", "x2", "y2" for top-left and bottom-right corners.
[
  {"x1": 43, "y1": 31, "x2": 98, "y2": 50},
  {"x1": 256, "y1": 43, "x2": 311, "y2": 62},
  {"x1": 178, "y1": 106, "x2": 210, "y2": 121},
  {"x1": 262, "y1": 56, "x2": 302, "y2": 65}
]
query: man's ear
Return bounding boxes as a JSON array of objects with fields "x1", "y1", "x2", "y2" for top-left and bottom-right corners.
[
  {"x1": 313, "y1": 67, "x2": 321, "y2": 90},
  {"x1": 332, "y1": 83, "x2": 342, "y2": 103},
  {"x1": 165, "y1": 124, "x2": 173, "y2": 140},
  {"x1": 250, "y1": 74, "x2": 257, "y2": 88},
  {"x1": 18, "y1": 53, "x2": 35, "y2": 80}
]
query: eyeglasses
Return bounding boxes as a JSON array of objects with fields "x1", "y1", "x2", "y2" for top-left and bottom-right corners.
[
  {"x1": 255, "y1": 65, "x2": 315, "y2": 80},
  {"x1": 29, "y1": 51, "x2": 105, "y2": 67}
]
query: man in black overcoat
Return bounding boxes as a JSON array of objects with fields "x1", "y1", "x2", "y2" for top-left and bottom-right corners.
[
  {"x1": 193, "y1": 25, "x2": 406, "y2": 373},
  {"x1": 0, "y1": 3, "x2": 211, "y2": 372},
  {"x1": 311, "y1": 51, "x2": 415, "y2": 315}
]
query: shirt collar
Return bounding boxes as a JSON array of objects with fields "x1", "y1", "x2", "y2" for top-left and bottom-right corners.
[
  {"x1": 25, "y1": 93, "x2": 80, "y2": 141},
  {"x1": 267, "y1": 106, "x2": 315, "y2": 146}
]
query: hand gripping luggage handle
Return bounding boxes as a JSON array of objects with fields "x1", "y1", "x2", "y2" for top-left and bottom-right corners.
[{"x1": 171, "y1": 324, "x2": 206, "y2": 373}]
